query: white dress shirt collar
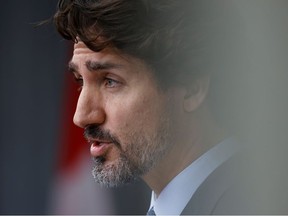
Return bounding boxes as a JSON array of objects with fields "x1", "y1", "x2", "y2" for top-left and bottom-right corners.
[{"x1": 149, "y1": 137, "x2": 239, "y2": 216}]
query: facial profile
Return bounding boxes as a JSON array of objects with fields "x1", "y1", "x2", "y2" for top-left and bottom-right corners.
[
  {"x1": 56, "y1": 0, "x2": 233, "y2": 191},
  {"x1": 70, "y1": 41, "x2": 174, "y2": 187}
]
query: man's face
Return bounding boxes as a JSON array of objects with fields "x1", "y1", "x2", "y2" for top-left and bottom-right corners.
[{"x1": 70, "y1": 42, "x2": 173, "y2": 187}]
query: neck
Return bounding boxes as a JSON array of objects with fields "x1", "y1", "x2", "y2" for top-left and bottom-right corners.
[{"x1": 142, "y1": 107, "x2": 228, "y2": 196}]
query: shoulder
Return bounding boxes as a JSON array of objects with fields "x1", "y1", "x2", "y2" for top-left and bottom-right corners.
[
  {"x1": 182, "y1": 151, "x2": 288, "y2": 215},
  {"x1": 181, "y1": 155, "x2": 238, "y2": 215}
]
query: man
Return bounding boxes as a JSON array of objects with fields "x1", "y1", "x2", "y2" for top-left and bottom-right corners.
[{"x1": 53, "y1": 0, "x2": 287, "y2": 215}]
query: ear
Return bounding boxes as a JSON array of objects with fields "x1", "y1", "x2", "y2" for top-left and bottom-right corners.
[{"x1": 183, "y1": 76, "x2": 210, "y2": 112}]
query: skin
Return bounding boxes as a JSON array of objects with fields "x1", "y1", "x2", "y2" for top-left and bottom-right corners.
[{"x1": 69, "y1": 41, "x2": 226, "y2": 196}]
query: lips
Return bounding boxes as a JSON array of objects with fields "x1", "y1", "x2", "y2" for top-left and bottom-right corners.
[{"x1": 89, "y1": 140, "x2": 113, "y2": 158}]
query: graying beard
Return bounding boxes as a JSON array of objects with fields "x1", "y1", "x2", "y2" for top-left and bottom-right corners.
[
  {"x1": 91, "y1": 115, "x2": 172, "y2": 187},
  {"x1": 91, "y1": 134, "x2": 171, "y2": 188},
  {"x1": 92, "y1": 155, "x2": 138, "y2": 188}
]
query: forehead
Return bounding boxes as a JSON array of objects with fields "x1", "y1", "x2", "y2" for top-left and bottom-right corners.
[
  {"x1": 73, "y1": 41, "x2": 112, "y2": 60},
  {"x1": 71, "y1": 42, "x2": 126, "y2": 69},
  {"x1": 71, "y1": 41, "x2": 156, "y2": 78}
]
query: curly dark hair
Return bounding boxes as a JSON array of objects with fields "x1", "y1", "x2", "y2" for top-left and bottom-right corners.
[{"x1": 54, "y1": 0, "x2": 241, "y2": 87}]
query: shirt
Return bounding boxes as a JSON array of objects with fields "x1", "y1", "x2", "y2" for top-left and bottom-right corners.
[{"x1": 149, "y1": 137, "x2": 239, "y2": 216}]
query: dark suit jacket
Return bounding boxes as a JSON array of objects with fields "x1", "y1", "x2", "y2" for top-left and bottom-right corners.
[{"x1": 181, "y1": 153, "x2": 288, "y2": 215}]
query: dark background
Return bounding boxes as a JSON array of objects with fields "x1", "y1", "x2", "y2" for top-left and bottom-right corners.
[{"x1": 0, "y1": 0, "x2": 67, "y2": 213}]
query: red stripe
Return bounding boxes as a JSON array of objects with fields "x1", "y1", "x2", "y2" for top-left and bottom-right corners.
[{"x1": 57, "y1": 48, "x2": 87, "y2": 173}]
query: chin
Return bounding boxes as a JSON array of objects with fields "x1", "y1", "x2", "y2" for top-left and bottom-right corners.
[{"x1": 91, "y1": 154, "x2": 139, "y2": 187}]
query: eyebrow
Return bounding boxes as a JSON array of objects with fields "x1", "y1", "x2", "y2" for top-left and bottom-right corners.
[
  {"x1": 68, "y1": 61, "x2": 78, "y2": 73},
  {"x1": 68, "y1": 60, "x2": 124, "y2": 74}
]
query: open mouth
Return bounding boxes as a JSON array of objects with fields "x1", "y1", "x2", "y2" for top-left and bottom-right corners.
[{"x1": 89, "y1": 139, "x2": 113, "y2": 158}]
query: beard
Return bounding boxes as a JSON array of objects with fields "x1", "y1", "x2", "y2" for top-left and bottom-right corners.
[{"x1": 84, "y1": 114, "x2": 172, "y2": 188}]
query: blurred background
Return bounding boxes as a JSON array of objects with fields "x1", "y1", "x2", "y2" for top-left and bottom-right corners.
[
  {"x1": 0, "y1": 0, "x2": 287, "y2": 214},
  {"x1": 0, "y1": 0, "x2": 150, "y2": 214}
]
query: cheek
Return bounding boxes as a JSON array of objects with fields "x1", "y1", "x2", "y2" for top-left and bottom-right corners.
[{"x1": 107, "y1": 93, "x2": 165, "y2": 137}]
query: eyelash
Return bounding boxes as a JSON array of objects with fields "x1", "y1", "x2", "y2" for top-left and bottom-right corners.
[
  {"x1": 104, "y1": 78, "x2": 121, "y2": 88},
  {"x1": 74, "y1": 77, "x2": 83, "y2": 91},
  {"x1": 73, "y1": 76, "x2": 121, "y2": 91}
]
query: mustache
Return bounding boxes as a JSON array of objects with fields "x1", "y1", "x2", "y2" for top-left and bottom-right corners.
[{"x1": 84, "y1": 125, "x2": 121, "y2": 147}]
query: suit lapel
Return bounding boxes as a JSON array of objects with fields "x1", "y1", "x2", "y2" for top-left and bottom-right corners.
[{"x1": 181, "y1": 156, "x2": 237, "y2": 215}]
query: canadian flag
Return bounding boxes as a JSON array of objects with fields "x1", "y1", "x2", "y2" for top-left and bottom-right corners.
[{"x1": 48, "y1": 54, "x2": 115, "y2": 214}]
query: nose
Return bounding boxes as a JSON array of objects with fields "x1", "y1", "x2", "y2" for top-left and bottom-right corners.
[{"x1": 73, "y1": 88, "x2": 105, "y2": 128}]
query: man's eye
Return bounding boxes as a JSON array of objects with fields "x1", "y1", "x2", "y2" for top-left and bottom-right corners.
[
  {"x1": 73, "y1": 77, "x2": 83, "y2": 91},
  {"x1": 104, "y1": 78, "x2": 120, "y2": 88}
]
